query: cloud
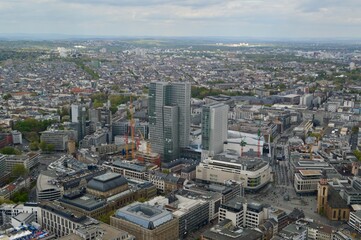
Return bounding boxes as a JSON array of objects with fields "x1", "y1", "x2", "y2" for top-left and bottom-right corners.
[{"x1": 0, "y1": 0, "x2": 359, "y2": 38}]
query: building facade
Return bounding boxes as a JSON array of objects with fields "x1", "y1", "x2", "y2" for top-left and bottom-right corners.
[
  {"x1": 148, "y1": 82, "x2": 191, "y2": 162},
  {"x1": 201, "y1": 102, "x2": 229, "y2": 157}
]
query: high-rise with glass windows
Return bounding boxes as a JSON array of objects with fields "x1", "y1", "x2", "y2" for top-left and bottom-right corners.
[
  {"x1": 148, "y1": 82, "x2": 191, "y2": 162},
  {"x1": 201, "y1": 102, "x2": 228, "y2": 156}
]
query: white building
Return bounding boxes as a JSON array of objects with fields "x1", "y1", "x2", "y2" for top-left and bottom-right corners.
[
  {"x1": 219, "y1": 196, "x2": 268, "y2": 228},
  {"x1": 196, "y1": 150, "x2": 272, "y2": 191},
  {"x1": 11, "y1": 130, "x2": 22, "y2": 145},
  {"x1": 349, "y1": 210, "x2": 361, "y2": 234}
]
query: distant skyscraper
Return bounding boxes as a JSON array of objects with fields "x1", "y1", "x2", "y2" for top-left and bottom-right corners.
[
  {"x1": 71, "y1": 104, "x2": 86, "y2": 140},
  {"x1": 201, "y1": 102, "x2": 228, "y2": 156},
  {"x1": 71, "y1": 104, "x2": 80, "y2": 123},
  {"x1": 148, "y1": 82, "x2": 191, "y2": 162}
]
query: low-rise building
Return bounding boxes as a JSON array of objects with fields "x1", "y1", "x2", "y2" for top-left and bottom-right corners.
[
  {"x1": 87, "y1": 172, "x2": 128, "y2": 198},
  {"x1": 110, "y1": 202, "x2": 179, "y2": 240},
  {"x1": 202, "y1": 219, "x2": 263, "y2": 240},
  {"x1": 58, "y1": 222, "x2": 134, "y2": 240},
  {"x1": 349, "y1": 210, "x2": 361, "y2": 234},
  {"x1": 196, "y1": 151, "x2": 272, "y2": 192},
  {"x1": 219, "y1": 196, "x2": 268, "y2": 229}
]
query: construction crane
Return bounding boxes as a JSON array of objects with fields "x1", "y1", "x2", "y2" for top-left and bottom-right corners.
[
  {"x1": 257, "y1": 120, "x2": 262, "y2": 158},
  {"x1": 129, "y1": 95, "x2": 135, "y2": 159},
  {"x1": 125, "y1": 132, "x2": 129, "y2": 159}
]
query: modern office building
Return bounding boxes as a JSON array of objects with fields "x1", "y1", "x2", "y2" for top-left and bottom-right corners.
[
  {"x1": 40, "y1": 130, "x2": 69, "y2": 151},
  {"x1": 349, "y1": 210, "x2": 361, "y2": 234},
  {"x1": 201, "y1": 102, "x2": 229, "y2": 157},
  {"x1": 219, "y1": 196, "x2": 268, "y2": 229},
  {"x1": 110, "y1": 202, "x2": 179, "y2": 240},
  {"x1": 148, "y1": 82, "x2": 191, "y2": 162},
  {"x1": 145, "y1": 194, "x2": 210, "y2": 239},
  {"x1": 71, "y1": 104, "x2": 87, "y2": 140}
]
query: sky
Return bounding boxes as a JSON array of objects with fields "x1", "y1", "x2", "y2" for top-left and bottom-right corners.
[{"x1": 0, "y1": 0, "x2": 361, "y2": 39}]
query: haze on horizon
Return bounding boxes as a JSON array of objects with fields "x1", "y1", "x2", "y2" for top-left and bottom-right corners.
[{"x1": 0, "y1": 0, "x2": 361, "y2": 39}]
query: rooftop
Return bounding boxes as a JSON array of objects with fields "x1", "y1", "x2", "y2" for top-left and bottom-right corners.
[
  {"x1": 87, "y1": 172, "x2": 128, "y2": 192},
  {"x1": 299, "y1": 170, "x2": 322, "y2": 177},
  {"x1": 60, "y1": 193, "x2": 106, "y2": 211},
  {"x1": 202, "y1": 219, "x2": 263, "y2": 240},
  {"x1": 114, "y1": 202, "x2": 174, "y2": 230}
]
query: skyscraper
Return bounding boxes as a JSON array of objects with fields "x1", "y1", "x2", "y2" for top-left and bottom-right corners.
[
  {"x1": 148, "y1": 82, "x2": 191, "y2": 162},
  {"x1": 71, "y1": 104, "x2": 86, "y2": 140},
  {"x1": 201, "y1": 102, "x2": 228, "y2": 156}
]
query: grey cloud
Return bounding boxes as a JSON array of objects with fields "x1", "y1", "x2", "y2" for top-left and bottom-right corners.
[{"x1": 298, "y1": 0, "x2": 361, "y2": 12}]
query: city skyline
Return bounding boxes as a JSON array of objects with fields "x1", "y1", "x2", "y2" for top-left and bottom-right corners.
[{"x1": 0, "y1": 0, "x2": 361, "y2": 39}]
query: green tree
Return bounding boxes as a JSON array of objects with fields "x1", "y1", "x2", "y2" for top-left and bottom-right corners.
[
  {"x1": 39, "y1": 141, "x2": 47, "y2": 151},
  {"x1": 10, "y1": 189, "x2": 28, "y2": 203},
  {"x1": 11, "y1": 164, "x2": 28, "y2": 178},
  {"x1": 47, "y1": 144, "x2": 55, "y2": 152},
  {"x1": 97, "y1": 210, "x2": 115, "y2": 224},
  {"x1": 3, "y1": 93, "x2": 12, "y2": 100},
  {"x1": 0, "y1": 146, "x2": 21, "y2": 155},
  {"x1": 14, "y1": 118, "x2": 54, "y2": 133},
  {"x1": 29, "y1": 141, "x2": 39, "y2": 151},
  {"x1": 354, "y1": 150, "x2": 361, "y2": 161}
]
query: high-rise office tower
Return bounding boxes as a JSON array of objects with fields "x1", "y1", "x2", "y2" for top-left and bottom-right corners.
[
  {"x1": 148, "y1": 82, "x2": 191, "y2": 162},
  {"x1": 71, "y1": 104, "x2": 80, "y2": 123},
  {"x1": 71, "y1": 104, "x2": 86, "y2": 140},
  {"x1": 201, "y1": 102, "x2": 229, "y2": 157}
]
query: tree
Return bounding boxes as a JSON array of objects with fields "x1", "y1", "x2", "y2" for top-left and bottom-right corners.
[
  {"x1": 11, "y1": 164, "x2": 28, "y2": 178},
  {"x1": 97, "y1": 210, "x2": 115, "y2": 224},
  {"x1": 0, "y1": 146, "x2": 21, "y2": 155},
  {"x1": 39, "y1": 141, "x2": 47, "y2": 151},
  {"x1": 14, "y1": 118, "x2": 54, "y2": 133},
  {"x1": 354, "y1": 150, "x2": 361, "y2": 161},
  {"x1": 29, "y1": 141, "x2": 39, "y2": 151},
  {"x1": 10, "y1": 189, "x2": 28, "y2": 203},
  {"x1": 3, "y1": 93, "x2": 12, "y2": 101},
  {"x1": 47, "y1": 144, "x2": 55, "y2": 152}
]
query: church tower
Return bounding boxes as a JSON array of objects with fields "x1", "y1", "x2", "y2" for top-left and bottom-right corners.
[{"x1": 317, "y1": 170, "x2": 328, "y2": 214}]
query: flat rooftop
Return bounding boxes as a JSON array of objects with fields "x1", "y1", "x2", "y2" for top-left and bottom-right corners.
[
  {"x1": 60, "y1": 193, "x2": 106, "y2": 211},
  {"x1": 93, "y1": 172, "x2": 121, "y2": 182},
  {"x1": 115, "y1": 202, "x2": 173, "y2": 229},
  {"x1": 299, "y1": 170, "x2": 322, "y2": 177}
]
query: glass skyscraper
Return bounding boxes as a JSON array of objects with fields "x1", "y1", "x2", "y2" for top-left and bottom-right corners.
[{"x1": 148, "y1": 82, "x2": 191, "y2": 162}]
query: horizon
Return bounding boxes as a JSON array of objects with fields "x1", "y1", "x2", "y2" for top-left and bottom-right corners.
[{"x1": 1, "y1": 33, "x2": 361, "y2": 43}]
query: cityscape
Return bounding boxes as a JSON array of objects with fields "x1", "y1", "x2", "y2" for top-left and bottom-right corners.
[{"x1": 0, "y1": 1, "x2": 361, "y2": 240}]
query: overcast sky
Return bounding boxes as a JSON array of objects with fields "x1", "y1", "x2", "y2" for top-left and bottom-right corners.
[{"x1": 1, "y1": 0, "x2": 360, "y2": 39}]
